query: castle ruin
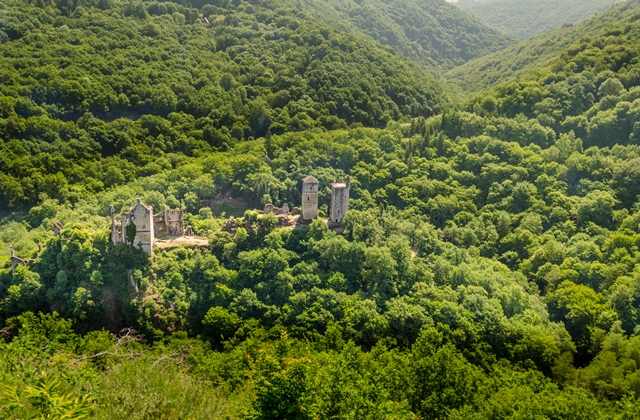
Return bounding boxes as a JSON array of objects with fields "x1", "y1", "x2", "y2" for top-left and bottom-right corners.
[
  {"x1": 10, "y1": 244, "x2": 42, "y2": 274},
  {"x1": 153, "y1": 207, "x2": 185, "y2": 236},
  {"x1": 262, "y1": 202, "x2": 292, "y2": 226},
  {"x1": 53, "y1": 221, "x2": 64, "y2": 237},
  {"x1": 331, "y1": 177, "x2": 350, "y2": 223},
  {"x1": 301, "y1": 175, "x2": 319, "y2": 220},
  {"x1": 111, "y1": 199, "x2": 188, "y2": 256},
  {"x1": 263, "y1": 202, "x2": 290, "y2": 216},
  {"x1": 111, "y1": 199, "x2": 154, "y2": 256},
  {"x1": 299, "y1": 175, "x2": 350, "y2": 223}
]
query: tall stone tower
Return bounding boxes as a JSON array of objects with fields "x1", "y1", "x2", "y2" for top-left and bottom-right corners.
[
  {"x1": 301, "y1": 175, "x2": 319, "y2": 220},
  {"x1": 331, "y1": 176, "x2": 350, "y2": 223}
]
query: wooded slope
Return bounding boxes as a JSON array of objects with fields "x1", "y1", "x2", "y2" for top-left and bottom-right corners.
[
  {"x1": 457, "y1": 0, "x2": 615, "y2": 39},
  {"x1": 447, "y1": 0, "x2": 639, "y2": 94}
]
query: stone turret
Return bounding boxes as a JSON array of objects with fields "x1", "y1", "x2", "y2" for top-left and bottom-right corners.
[
  {"x1": 301, "y1": 175, "x2": 319, "y2": 220},
  {"x1": 331, "y1": 176, "x2": 350, "y2": 223}
]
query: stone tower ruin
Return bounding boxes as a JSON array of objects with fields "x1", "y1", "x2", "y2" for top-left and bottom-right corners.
[
  {"x1": 9, "y1": 244, "x2": 43, "y2": 274},
  {"x1": 153, "y1": 207, "x2": 185, "y2": 237},
  {"x1": 301, "y1": 175, "x2": 319, "y2": 220},
  {"x1": 111, "y1": 198, "x2": 154, "y2": 256},
  {"x1": 331, "y1": 176, "x2": 350, "y2": 223},
  {"x1": 111, "y1": 199, "x2": 187, "y2": 256}
]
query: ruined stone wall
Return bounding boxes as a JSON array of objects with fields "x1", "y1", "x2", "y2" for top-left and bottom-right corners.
[
  {"x1": 111, "y1": 205, "x2": 122, "y2": 245},
  {"x1": 152, "y1": 214, "x2": 164, "y2": 236},
  {"x1": 153, "y1": 207, "x2": 184, "y2": 236},
  {"x1": 10, "y1": 244, "x2": 42, "y2": 274},
  {"x1": 166, "y1": 209, "x2": 184, "y2": 235},
  {"x1": 111, "y1": 199, "x2": 154, "y2": 256},
  {"x1": 10, "y1": 245, "x2": 25, "y2": 274},
  {"x1": 263, "y1": 203, "x2": 290, "y2": 216},
  {"x1": 129, "y1": 199, "x2": 154, "y2": 256},
  {"x1": 121, "y1": 213, "x2": 132, "y2": 244},
  {"x1": 53, "y1": 222, "x2": 64, "y2": 237}
]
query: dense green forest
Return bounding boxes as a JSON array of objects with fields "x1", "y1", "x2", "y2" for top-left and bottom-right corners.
[
  {"x1": 298, "y1": 0, "x2": 515, "y2": 71},
  {"x1": 0, "y1": 0, "x2": 452, "y2": 209},
  {"x1": 447, "y1": 0, "x2": 640, "y2": 95},
  {"x1": 6, "y1": 0, "x2": 640, "y2": 418},
  {"x1": 457, "y1": 0, "x2": 616, "y2": 39}
]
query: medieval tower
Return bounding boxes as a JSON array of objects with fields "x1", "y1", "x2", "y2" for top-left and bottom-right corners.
[
  {"x1": 111, "y1": 199, "x2": 155, "y2": 256},
  {"x1": 301, "y1": 175, "x2": 319, "y2": 220},
  {"x1": 111, "y1": 199, "x2": 187, "y2": 256},
  {"x1": 331, "y1": 176, "x2": 350, "y2": 223}
]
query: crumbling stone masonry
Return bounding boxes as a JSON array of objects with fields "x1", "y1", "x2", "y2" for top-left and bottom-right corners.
[
  {"x1": 10, "y1": 244, "x2": 42, "y2": 274},
  {"x1": 263, "y1": 203, "x2": 290, "y2": 216},
  {"x1": 153, "y1": 207, "x2": 185, "y2": 237},
  {"x1": 111, "y1": 199, "x2": 154, "y2": 256},
  {"x1": 331, "y1": 176, "x2": 350, "y2": 223},
  {"x1": 111, "y1": 199, "x2": 188, "y2": 256},
  {"x1": 53, "y1": 221, "x2": 64, "y2": 237},
  {"x1": 263, "y1": 202, "x2": 292, "y2": 226},
  {"x1": 301, "y1": 176, "x2": 319, "y2": 220}
]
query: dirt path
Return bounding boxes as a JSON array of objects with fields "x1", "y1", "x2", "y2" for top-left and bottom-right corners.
[{"x1": 155, "y1": 236, "x2": 209, "y2": 249}]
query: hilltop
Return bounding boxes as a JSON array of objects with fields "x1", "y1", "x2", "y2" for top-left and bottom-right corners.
[
  {"x1": 446, "y1": 0, "x2": 640, "y2": 94},
  {"x1": 0, "y1": 0, "x2": 449, "y2": 209},
  {"x1": 299, "y1": 0, "x2": 515, "y2": 71},
  {"x1": 457, "y1": 0, "x2": 616, "y2": 39}
]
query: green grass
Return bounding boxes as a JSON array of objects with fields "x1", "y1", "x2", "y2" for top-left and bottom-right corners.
[{"x1": 93, "y1": 358, "x2": 252, "y2": 419}]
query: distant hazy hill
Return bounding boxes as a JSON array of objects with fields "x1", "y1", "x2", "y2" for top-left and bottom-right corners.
[
  {"x1": 463, "y1": 0, "x2": 640, "y2": 152},
  {"x1": 446, "y1": 0, "x2": 639, "y2": 95},
  {"x1": 457, "y1": 0, "x2": 616, "y2": 39},
  {"x1": 298, "y1": 0, "x2": 515, "y2": 71}
]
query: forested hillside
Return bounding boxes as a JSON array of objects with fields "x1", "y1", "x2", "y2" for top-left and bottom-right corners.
[
  {"x1": 0, "y1": 0, "x2": 451, "y2": 209},
  {"x1": 457, "y1": 0, "x2": 616, "y2": 39},
  {"x1": 447, "y1": 0, "x2": 640, "y2": 95},
  {"x1": 6, "y1": 0, "x2": 640, "y2": 418},
  {"x1": 299, "y1": 0, "x2": 515, "y2": 71}
]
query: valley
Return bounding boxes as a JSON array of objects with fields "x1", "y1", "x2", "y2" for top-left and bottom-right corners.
[{"x1": 2, "y1": 0, "x2": 640, "y2": 418}]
